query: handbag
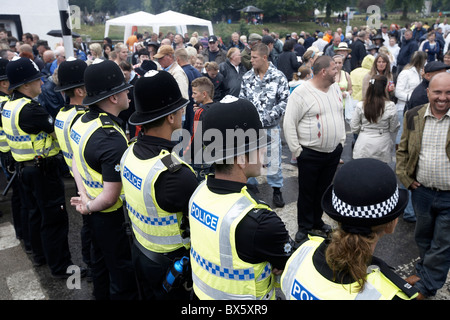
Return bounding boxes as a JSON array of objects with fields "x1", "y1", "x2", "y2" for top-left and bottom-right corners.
[{"x1": 344, "y1": 94, "x2": 356, "y2": 123}]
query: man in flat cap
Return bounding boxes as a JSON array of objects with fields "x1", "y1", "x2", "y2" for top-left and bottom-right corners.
[{"x1": 241, "y1": 33, "x2": 262, "y2": 70}]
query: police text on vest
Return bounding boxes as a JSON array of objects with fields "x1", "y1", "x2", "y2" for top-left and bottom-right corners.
[{"x1": 190, "y1": 202, "x2": 219, "y2": 231}]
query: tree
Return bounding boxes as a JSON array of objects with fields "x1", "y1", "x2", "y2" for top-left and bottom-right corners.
[
  {"x1": 385, "y1": 0, "x2": 425, "y2": 20},
  {"x1": 315, "y1": 0, "x2": 348, "y2": 22}
]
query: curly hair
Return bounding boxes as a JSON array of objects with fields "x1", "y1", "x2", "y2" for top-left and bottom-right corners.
[{"x1": 325, "y1": 222, "x2": 392, "y2": 292}]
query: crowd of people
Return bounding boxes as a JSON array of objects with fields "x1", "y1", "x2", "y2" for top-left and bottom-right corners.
[{"x1": 0, "y1": 15, "x2": 449, "y2": 301}]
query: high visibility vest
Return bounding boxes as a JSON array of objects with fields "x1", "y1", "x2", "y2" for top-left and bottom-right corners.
[
  {"x1": 281, "y1": 237, "x2": 418, "y2": 300},
  {"x1": 2, "y1": 97, "x2": 60, "y2": 162},
  {"x1": 189, "y1": 180, "x2": 275, "y2": 300},
  {"x1": 120, "y1": 146, "x2": 194, "y2": 253},
  {"x1": 54, "y1": 105, "x2": 86, "y2": 175},
  {"x1": 0, "y1": 95, "x2": 10, "y2": 153},
  {"x1": 70, "y1": 112, "x2": 127, "y2": 212}
]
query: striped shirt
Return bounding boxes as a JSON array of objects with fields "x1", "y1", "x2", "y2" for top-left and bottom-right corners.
[
  {"x1": 416, "y1": 106, "x2": 450, "y2": 190},
  {"x1": 284, "y1": 80, "x2": 346, "y2": 157}
]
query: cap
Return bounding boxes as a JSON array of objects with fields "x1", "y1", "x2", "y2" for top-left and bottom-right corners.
[
  {"x1": 54, "y1": 58, "x2": 87, "y2": 92},
  {"x1": 208, "y1": 35, "x2": 218, "y2": 43},
  {"x1": 153, "y1": 45, "x2": 174, "y2": 59},
  {"x1": 261, "y1": 35, "x2": 274, "y2": 45},
  {"x1": 321, "y1": 158, "x2": 408, "y2": 234},
  {"x1": 248, "y1": 33, "x2": 262, "y2": 42},
  {"x1": 129, "y1": 70, "x2": 188, "y2": 125},
  {"x1": 83, "y1": 59, "x2": 133, "y2": 105},
  {"x1": 6, "y1": 57, "x2": 43, "y2": 90},
  {"x1": 424, "y1": 61, "x2": 450, "y2": 73}
]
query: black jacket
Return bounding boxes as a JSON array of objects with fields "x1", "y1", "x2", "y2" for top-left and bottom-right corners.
[
  {"x1": 277, "y1": 51, "x2": 301, "y2": 81},
  {"x1": 405, "y1": 78, "x2": 429, "y2": 111},
  {"x1": 350, "y1": 39, "x2": 367, "y2": 71},
  {"x1": 219, "y1": 59, "x2": 247, "y2": 97}
]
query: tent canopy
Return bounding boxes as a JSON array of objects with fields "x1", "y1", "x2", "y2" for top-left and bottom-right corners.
[
  {"x1": 104, "y1": 10, "x2": 214, "y2": 43},
  {"x1": 104, "y1": 11, "x2": 156, "y2": 43},
  {"x1": 239, "y1": 6, "x2": 264, "y2": 13}
]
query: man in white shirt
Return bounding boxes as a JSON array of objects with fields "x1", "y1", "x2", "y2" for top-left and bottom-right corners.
[
  {"x1": 154, "y1": 45, "x2": 189, "y2": 100},
  {"x1": 283, "y1": 55, "x2": 346, "y2": 243}
]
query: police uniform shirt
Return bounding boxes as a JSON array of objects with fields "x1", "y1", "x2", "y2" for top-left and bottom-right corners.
[
  {"x1": 206, "y1": 176, "x2": 292, "y2": 270},
  {"x1": 132, "y1": 134, "x2": 198, "y2": 215},
  {"x1": 11, "y1": 91, "x2": 54, "y2": 135},
  {"x1": 82, "y1": 105, "x2": 128, "y2": 183}
]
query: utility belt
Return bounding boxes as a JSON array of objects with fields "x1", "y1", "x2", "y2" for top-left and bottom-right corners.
[
  {"x1": 16, "y1": 155, "x2": 60, "y2": 173},
  {"x1": 122, "y1": 202, "x2": 192, "y2": 294}
]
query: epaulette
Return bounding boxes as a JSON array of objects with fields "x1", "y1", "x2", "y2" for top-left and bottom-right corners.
[
  {"x1": 160, "y1": 153, "x2": 182, "y2": 173},
  {"x1": 371, "y1": 256, "x2": 419, "y2": 299}
]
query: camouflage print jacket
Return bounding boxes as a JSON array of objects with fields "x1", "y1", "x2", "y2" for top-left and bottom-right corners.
[{"x1": 239, "y1": 63, "x2": 289, "y2": 128}]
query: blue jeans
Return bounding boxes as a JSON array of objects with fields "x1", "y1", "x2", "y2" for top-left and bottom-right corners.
[
  {"x1": 399, "y1": 183, "x2": 416, "y2": 221},
  {"x1": 411, "y1": 186, "x2": 450, "y2": 296},
  {"x1": 248, "y1": 126, "x2": 283, "y2": 189}
]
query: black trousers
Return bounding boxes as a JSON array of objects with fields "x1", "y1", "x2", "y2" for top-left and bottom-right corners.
[
  {"x1": 131, "y1": 243, "x2": 191, "y2": 300},
  {"x1": 19, "y1": 157, "x2": 72, "y2": 274},
  {"x1": 87, "y1": 209, "x2": 138, "y2": 300},
  {"x1": 296, "y1": 144, "x2": 343, "y2": 232},
  {"x1": 0, "y1": 152, "x2": 30, "y2": 249}
]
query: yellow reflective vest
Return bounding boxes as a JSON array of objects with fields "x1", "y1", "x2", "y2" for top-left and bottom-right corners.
[
  {"x1": 281, "y1": 236, "x2": 419, "y2": 300},
  {"x1": 0, "y1": 94, "x2": 10, "y2": 153},
  {"x1": 2, "y1": 97, "x2": 60, "y2": 162},
  {"x1": 189, "y1": 180, "x2": 275, "y2": 300},
  {"x1": 70, "y1": 112, "x2": 127, "y2": 212},
  {"x1": 54, "y1": 105, "x2": 86, "y2": 175},
  {"x1": 120, "y1": 146, "x2": 194, "y2": 254}
]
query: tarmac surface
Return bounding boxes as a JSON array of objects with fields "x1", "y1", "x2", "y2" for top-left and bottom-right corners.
[{"x1": 0, "y1": 123, "x2": 449, "y2": 301}]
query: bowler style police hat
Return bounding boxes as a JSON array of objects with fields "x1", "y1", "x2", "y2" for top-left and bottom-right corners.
[
  {"x1": 0, "y1": 59, "x2": 9, "y2": 81},
  {"x1": 54, "y1": 57, "x2": 87, "y2": 92},
  {"x1": 321, "y1": 158, "x2": 408, "y2": 234},
  {"x1": 199, "y1": 96, "x2": 267, "y2": 164},
  {"x1": 83, "y1": 59, "x2": 133, "y2": 106},
  {"x1": 6, "y1": 57, "x2": 43, "y2": 90},
  {"x1": 129, "y1": 70, "x2": 188, "y2": 126}
]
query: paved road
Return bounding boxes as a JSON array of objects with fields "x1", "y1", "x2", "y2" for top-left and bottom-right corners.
[{"x1": 0, "y1": 125, "x2": 448, "y2": 300}]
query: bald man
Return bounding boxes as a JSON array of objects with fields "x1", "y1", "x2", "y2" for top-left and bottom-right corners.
[{"x1": 396, "y1": 72, "x2": 450, "y2": 300}]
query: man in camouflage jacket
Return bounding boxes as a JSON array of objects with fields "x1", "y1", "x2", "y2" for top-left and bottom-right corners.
[{"x1": 240, "y1": 43, "x2": 289, "y2": 208}]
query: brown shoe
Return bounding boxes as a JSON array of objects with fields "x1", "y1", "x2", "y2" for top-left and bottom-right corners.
[
  {"x1": 416, "y1": 292, "x2": 426, "y2": 300},
  {"x1": 405, "y1": 274, "x2": 421, "y2": 286}
]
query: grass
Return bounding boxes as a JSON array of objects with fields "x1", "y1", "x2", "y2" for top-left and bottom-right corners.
[{"x1": 74, "y1": 12, "x2": 430, "y2": 44}]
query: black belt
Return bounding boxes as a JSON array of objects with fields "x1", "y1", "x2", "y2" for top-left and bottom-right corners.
[{"x1": 426, "y1": 186, "x2": 450, "y2": 192}]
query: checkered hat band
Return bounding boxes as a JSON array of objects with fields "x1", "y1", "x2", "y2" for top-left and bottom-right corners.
[{"x1": 332, "y1": 188, "x2": 399, "y2": 219}]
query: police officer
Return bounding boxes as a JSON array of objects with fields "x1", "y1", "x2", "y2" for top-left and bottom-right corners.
[
  {"x1": 0, "y1": 58, "x2": 29, "y2": 250},
  {"x1": 189, "y1": 96, "x2": 293, "y2": 300},
  {"x1": 54, "y1": 57, "x2": 87, "y2": 175},
  {"x1": 53, "y1": 57, "x2": 93, "y2": 280},
  {"x1": 120, "y1": 70, "x2": 198, "y2": 300},
  {"x1": 281, "y1": 158, "x2": 419, "y2": 300},
  {"x1": 2, "y1": 57, "x2": 76, "y2": 277},
  {"x1": 69, "y1": 59, "x2": 138, "y2": 300}
]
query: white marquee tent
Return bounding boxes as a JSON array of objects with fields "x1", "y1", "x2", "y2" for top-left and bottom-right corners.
[
  {"x1": 104, "y1": 10, "x2": 214, "y2": 43},
  {"x1": 104, "y1": 11, "x2": 155, "y2": 43}
]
